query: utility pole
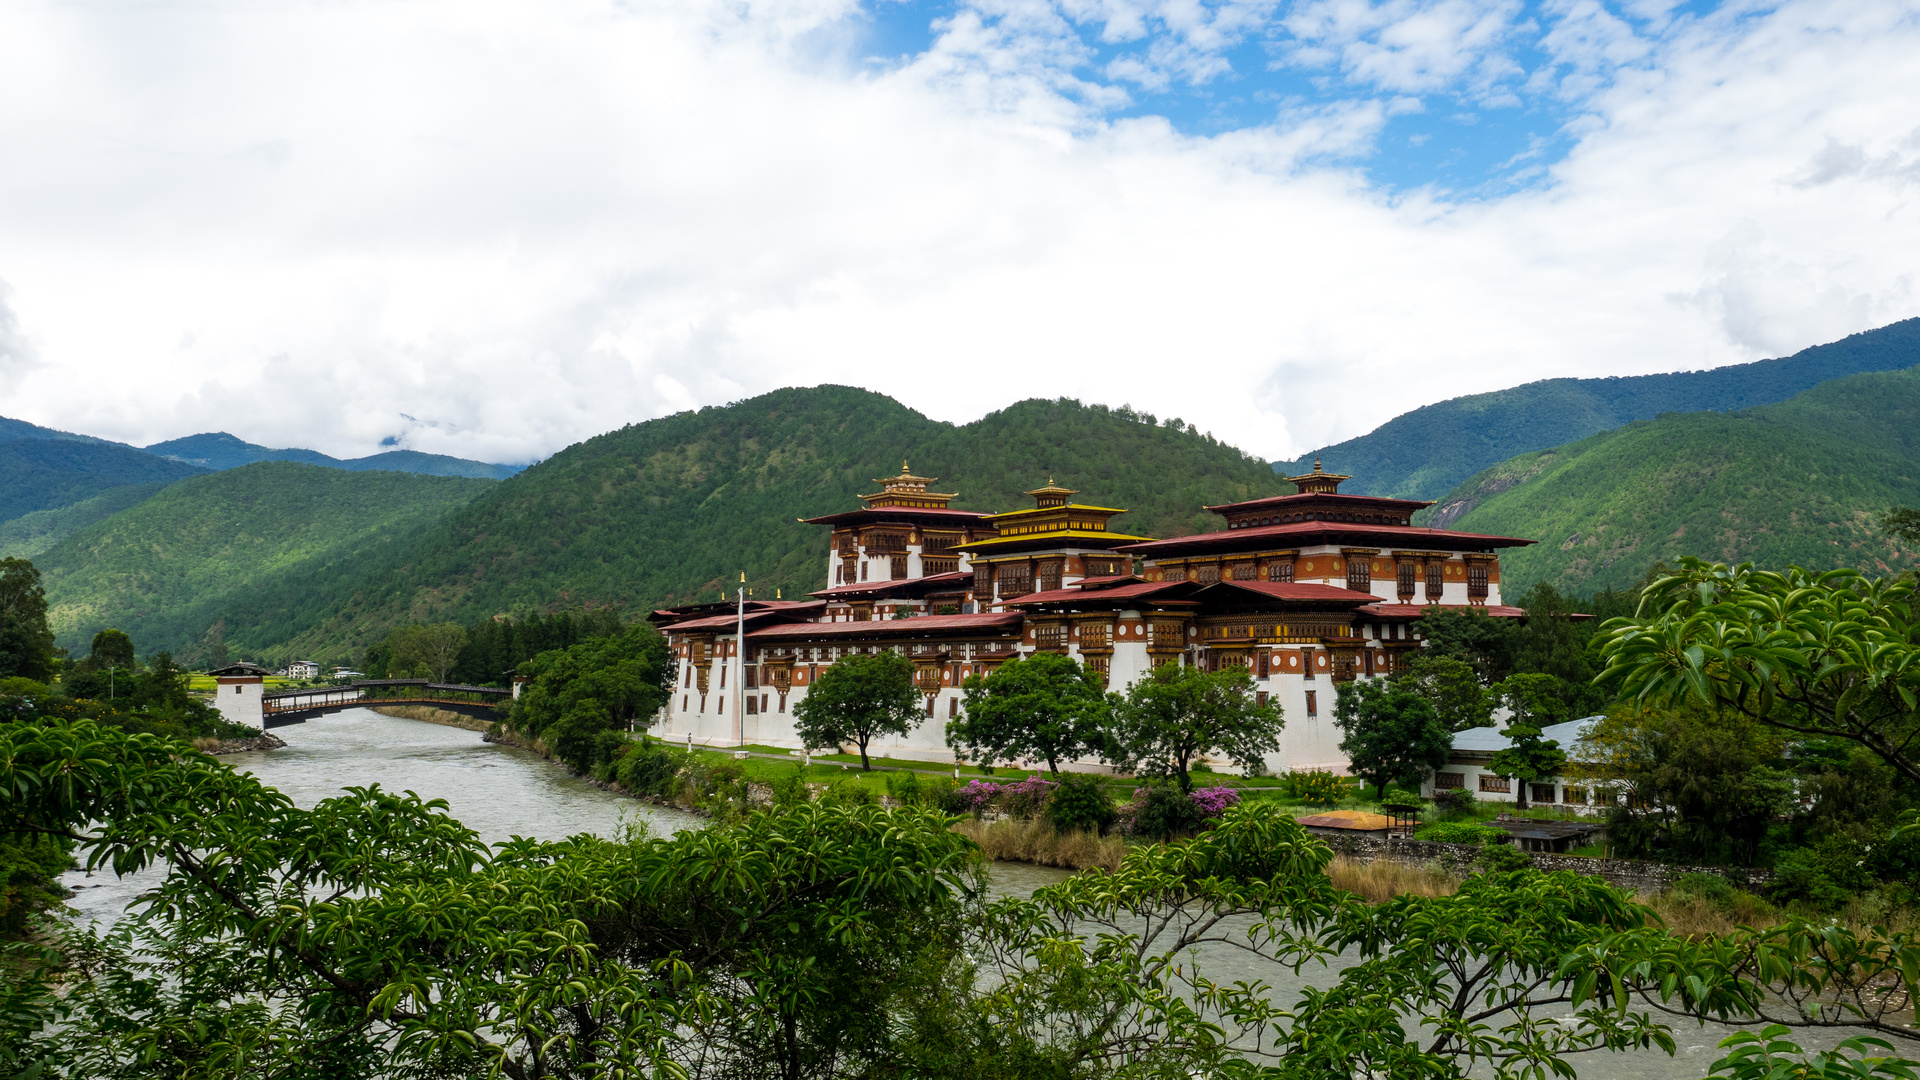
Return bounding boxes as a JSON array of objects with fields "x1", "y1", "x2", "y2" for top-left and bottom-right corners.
[{"x1": 736, "y1": 571, "x2": 746, "y2": 748}]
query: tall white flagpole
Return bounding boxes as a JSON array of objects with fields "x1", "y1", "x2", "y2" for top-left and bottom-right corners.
[{"x1": 736, "y1": 571, "x2": 746, "y2": 748}]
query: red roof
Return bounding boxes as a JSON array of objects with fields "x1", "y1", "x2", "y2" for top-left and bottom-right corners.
[
  {"x1": 1116, "y1": 520, "x2": 1534, "y2": 556},
  {"x1": 1193, "y1": 580, "x2": 1381, "y2": 604},
  {"x1": 663, "y1": 604, "x2": 824, "y2": 632},
  {"x1": 809, "y1": 571, "x2": 973, "y2": 599},
  {"x1": 1002, "y1": 580, "x2": 1197, "y2": 606},
  {"x1": 748, "y1": 612, "x2": 1022, "y2": 640},
  {"x1": 1206, "y1": 492, "x2": 1432, "y2": 513},
  {"x1": 1357, "y1": 603, "x2": 1529, "y2": 619},
  {"x1": 801, "y1": 506, "x2": 993, "y2": 527}
]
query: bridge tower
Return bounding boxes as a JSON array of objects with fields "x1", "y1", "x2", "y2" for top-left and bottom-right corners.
[{"x1": 206, "y1": 662, "x2": 272, "y2": 730}]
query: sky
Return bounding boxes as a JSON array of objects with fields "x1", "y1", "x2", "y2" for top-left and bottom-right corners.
[{"x1": 0, "y1": 0, "x2": 1916, "y2": 466}]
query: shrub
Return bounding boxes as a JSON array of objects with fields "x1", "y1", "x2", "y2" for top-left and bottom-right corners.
[
  {"x1": 1477, "y1": 844, "x2": 1532, "y2": 873},
  {"x1": 769, "y1": 766, "x2": 812, "y2": 809},
  {"x1": 614, "y1": 738, "x2": 683, "y2": 798},
  {"x1": 957, "y1": 780, "x2": 1003, "y2": 815},
  {"x1": 1048, "y1": 774, "x2": 1117, "y2": 835},
  {"x1": 1430, "y1": 788, "x2": 1477, "y2": 820},
  {"x1": 1123, "y1": 782, "x2": 1205, "y2": 841},
  {"x1": 820, "y1": 777, "x2": 879, "y2": 808},
  {"x1": 1415, "y1": 822, "x2": 1507, "y2": 846},
  {"x1": 1380, "y1": 785, "x2": 1424, "y2": 806},
  {"x1": 1002, "y1": 775, "x2": 1057, "y2": 820},
  {"x1": 1768, "y1": 837, "x2": 1872, "y2": 910},
  {"x1": 1189, "y1": 785, "x2": 1241, "y2": 820},
  {"x1": 1289, "y1": 769, "x2": 1348, "y2": 806},
  {"x1": 885, "y1": 770, "x2": 923, "y2": 805}
]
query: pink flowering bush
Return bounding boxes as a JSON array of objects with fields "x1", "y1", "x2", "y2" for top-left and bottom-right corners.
[
  {"x1": 956, "y1": 775, "x2": 1058, "y2": 819},
  {"x1": 1189, "y1": 786, "x2": 1241, "y2": 820},
  {"x1": 958, "y1": 780, "x2": 1003, "y2": 814}
]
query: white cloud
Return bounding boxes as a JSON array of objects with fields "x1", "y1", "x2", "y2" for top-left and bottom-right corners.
[{"x1": 0, "y1": 0, "x2": 1914, "y2": 467}]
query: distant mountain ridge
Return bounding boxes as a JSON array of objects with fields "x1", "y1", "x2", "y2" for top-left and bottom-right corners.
[
  {"x1": 143, "y1": 432, "x2": 526, "y2": 479},
  {"x1": 1278, "y1": 318, "x2": 1920, "y2": 501},
  {"x1": 0, "y1": 440, "x2": 207, "y2": 526},
  {"x1": 1430, "y1": 364, "x2": 1920, "y2": 593}
]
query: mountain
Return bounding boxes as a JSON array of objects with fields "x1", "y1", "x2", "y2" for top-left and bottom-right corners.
[
  {"x1": 0, "y1": 440, "x2": 207, "y2": 525},
  {"x1": 0, "y1": 483, "x2": 172, "y2": 561},
  {"x1": 35, "y1": 462, "x2": 495, "y2": 659},
  {"x1": 143, "y1": 432, "x2": 526, "y2": 479},
  {"x1": 137, "y1": 387, "x2": 1289, "y2": 658},
  {"x1": 1428, "y1": 365, "x2": 1920, "y2": 594},
  {"x1": 1278, "y1": 318, "x2": 1920, "y2": 501},
  {"x1": 0, "y1": 416, "x2": 117, "y2": 445}
]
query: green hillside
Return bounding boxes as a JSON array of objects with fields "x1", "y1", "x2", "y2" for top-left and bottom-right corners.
[
  {"x1": 1279, "y1": 317, "x2": 1920, "y2": 500},
  {"x1": 189, "y1": 387, "x2": 1288, "y2": 658},
  {"x1": 35, "y1": 462, "x2": 494, "y2": 657},
  {"x1": 0, "y1": 439, "x2": 207, "y2": 524},
  {"x1": 1429, "y1": 366, "x2": 1920, "y2": 593},
  {"x1": 0, "y1": 483, "x2": 170, "y2": 560}
]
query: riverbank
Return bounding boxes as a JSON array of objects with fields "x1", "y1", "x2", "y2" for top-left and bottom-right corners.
[
  {"x1": 196, "y1": 733, "x2": 288, "y2": 754},
  {"x1": 371, "y1": 704, "x2": 493, "y2": 732}
]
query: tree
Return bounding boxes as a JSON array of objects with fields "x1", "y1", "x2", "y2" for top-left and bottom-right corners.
[
  {"x1": 86, "y1": 628, "x2": 136, "y2": 672},
  {"x1": 510, "y1": 623, "x2": 676, "y2": 774},
  {"x1": 1332, "y1": 679, "x2": 1453, "y2": 799},
  {"x1": 1494, "y1": 670, "x2": 1583, "y2": 729},
  {"x1": 1417, "y1": 606, "x2": 1521, "y2": 683},
  {"x1": 950, "y1": 652, "x2": 1110, "y2": 776},
  {"x1": 0, "y1": 559, "x2": 55, "y2": 684},
  {"x1": 1488, "y1": 719, "x2": 1568, "y2": 810},
  {"x1": 1400, "y1": 653, "x2": 1493, "y2": 731},
  {"x1": 1884, "y1": 506, "x2": 1920, "y2": 546},
  {"x1": 388, "y1": 622, "x2": 469, "y2": 683},
  {"x1": 1107, "y1": 663, "x2": 1282, "y2": 792},
  {"x1": 792, "y1": 651, "x2": 922, "y2": 770},
  {"x1": 1598, "y1": 559, "x2": 1920, "y2": 786}
]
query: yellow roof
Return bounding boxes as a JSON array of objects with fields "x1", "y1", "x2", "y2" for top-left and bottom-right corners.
[{"x1": 964, "y1": 530, "x2": 1155, "y2": 550}]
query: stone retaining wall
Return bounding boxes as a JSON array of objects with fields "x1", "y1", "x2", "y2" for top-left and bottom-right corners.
[{"x1": 1324, "y1": 835, "x2": 1774, "y2": 894}]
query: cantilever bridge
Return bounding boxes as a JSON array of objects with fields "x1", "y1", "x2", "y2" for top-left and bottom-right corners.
[{"x1": 262, "y1": 679, "x2": 513, "y2": 728}]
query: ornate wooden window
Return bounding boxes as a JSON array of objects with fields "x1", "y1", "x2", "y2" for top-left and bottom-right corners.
[
  {"x1": 1426, "y1": 561, "x2": 1445, "y2": 601},
  {"x1": 1077, "y1": 622, "x2": 1109, "y2": 650},
  {"x1": 1346, "y1": 560, "x2": 1371, "y2": 592},
  {"x1": 1267, "y1": 561, "x2": 1294, "y2": 583},
  {"x1": 1083, "y1": 558, "x2": 1121, "y2": 577},
  {"x1": 997, "y1": 565, "x2": 1032, "y2": 598},
  {"x1": 1034, "y1": 623, "x2": 1068, "y2": 651},
  {"x1": 1038, "y1": 559, "x2": 1064, "y2": 593},
  {"x1": 890, "y1": 554, "x2": 908, "y2": 580},
  {"x1": 1163, "y1": 568, "x2": 1188, "y2": 582},
  {"x1": 1305, "y1": 690, "x2": 1317, "y2": 716},
  {"x1": 1467, "y1": 564, "x2": 1489, "y2": 601},
  {"x1": 923, "y1": 557, "x2": 958, "y2": 576},
  {"x1": 1479, "y1": 775, "x2": 1511, "y2": 793},
  {"x1": 866, "y1": 532, "x2": 907, "y2": 554},
  {"x1": 923, "y1": 533, "x2": 959, "y2": 553},
  {"x1": 1194, "y1": 564, "x2": 1221, "y2": 584},
  {"x1": 1434, "y1": 772, "x2": 1465, "y2": 790},
  {"x1": 1396, "y1": 561, "x2": 1418, "y2": 600},
  {"x1": 1530, "y1": 783, "x2": 1557, "y2": 804},
  {"x1": 1256, "y1": 650, "x2": 1270, "y2": 678},
  {"x1": 1148, "y1": 621, "x2": 1184, "y2": 651},
  {"x1": 1230, "y1": 562, "x2": 1257, "y2": 581},
  {"x1": 745, "y1": 666, "x2": 758, "y2": 689},
  {"x1": 1300, "y1": 648, "x2": 1315, "y2": 680}
]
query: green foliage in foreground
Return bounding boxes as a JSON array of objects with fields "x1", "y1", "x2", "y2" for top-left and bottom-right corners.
[
  {"x1": 31, "y1": 460, "x2": 492, "y2": 660},
  {"x1": 1434, "y1": 363, "x2": 1920, "y2": 594},
  {"x1": 13, "y1": 719, "x2": 1920, "y2": 1077}
]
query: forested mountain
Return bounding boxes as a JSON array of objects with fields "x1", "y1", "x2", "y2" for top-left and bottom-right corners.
[
  {"x1": 35, "y1": 462, "x2": 494, "y2": 660},
  {"x1": 1430, "y1": 365, "x2": 1920, "y2": 593},
  {"x1": 143, "y1": 432, "x2": 525, "y2": 478},
  {"x1": 0, "y1": 415, "x2": 115, "y2": 445},
  {"x1": 0, "y1": 483, "x2": 171, "y2": 560},
  {"x1": 1278, "y1": 318, "x2": 1920, "y2": 500},
  {"x1": 0, "y1": 440, "x2": 206, "y2": 524},
  {"x1": 139, "y1": 387, "x2": 1288, "y2": 659}
]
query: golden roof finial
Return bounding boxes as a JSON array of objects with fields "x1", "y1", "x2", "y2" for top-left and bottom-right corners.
[
  {"x1": 901, "y1": 459, "x2": 910, "y2": 475},
  {"x1": 1314, "y1": 456, "x2": 1322, "y2": 472}
]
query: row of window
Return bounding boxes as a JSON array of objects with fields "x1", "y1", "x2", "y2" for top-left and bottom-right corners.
[{"x1": 1434, "y1": 772, "x2": 1588, "y2": 804}]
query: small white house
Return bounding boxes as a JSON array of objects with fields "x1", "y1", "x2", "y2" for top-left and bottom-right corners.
[
  {"x1": 206, "y1": 662, "x2": 274, "y2": 729},
  {"x1": 288, "y1": 660, "x2": 320, "y2": 680},
  {"x1": 1424, "y1": 717, "x2": 1602, "y2": 811}
]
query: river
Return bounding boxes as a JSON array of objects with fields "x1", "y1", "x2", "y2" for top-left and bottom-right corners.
[{"x1": 58, "y1": 709, "x2": 1852, "y2": 1077}]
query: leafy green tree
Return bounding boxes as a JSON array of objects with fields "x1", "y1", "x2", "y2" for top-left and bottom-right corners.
[
  {"x1": 1883, "y1": 506, "x2": 1920, "y2": 546},
  {"x1": 1417, "y1": 605, "x2": 1521, "y2": 683},
  {"x1": 509, "y1": 623, "x2": 675, "y2": 774},
  {"x1": 1106, "y1": 663, "x2": 1282, "y2": 792},
  {"x1": 1488, "y1": 718, "x2": 1569, "y2": 810},
  {"x1": 84, "y1": 628, "x2": 136, "y2": 672},
  {"x1": 792, "y1": 651, "x2": 921, "y2": 771},
  {"x1": 950, "y1": 652, "x2": 1110, "y2": 776},
  {"x1": 1332, "y1": 679, "x2": 1453, "y2": 799},
  {"x1": 0, "y1": 716, "x2": 978, "y2": 1080},
  {"x1": 0, "y1": 558, "x2": 54, "y2": 684},
  {"x1": 1400, "y1": 653, "x2": 1493, "y2": 731},
  {"x1": 1598, "y1": 559, "x2": 1920, "y2": 785},
  {"x1": 387, "y1": 622, "x2": 469, "y2": 682}
]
